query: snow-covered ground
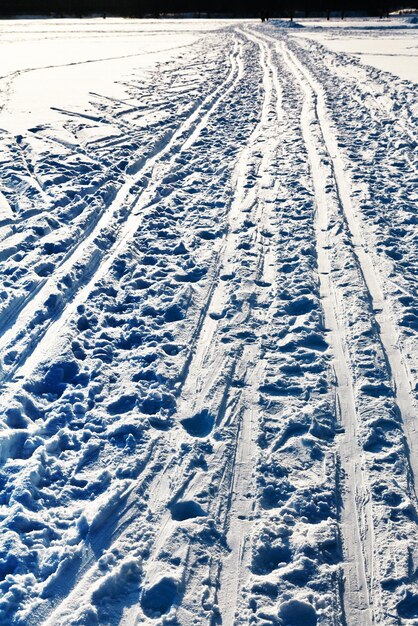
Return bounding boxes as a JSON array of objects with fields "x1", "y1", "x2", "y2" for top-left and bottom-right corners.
[
  {"x1": 0, "y1": 19, "x2": 229, "y2": 132},
  {"x1": 0, "y1": 16, "x2": 417, "y2": 626},
  {"x1": 295, "y1": 19, "x2": 418, "y2": 82}
]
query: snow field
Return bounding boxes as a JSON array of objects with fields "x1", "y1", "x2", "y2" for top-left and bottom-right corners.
[{"x1": 0, "y1": 18, "x2": 417, "y2": 626}]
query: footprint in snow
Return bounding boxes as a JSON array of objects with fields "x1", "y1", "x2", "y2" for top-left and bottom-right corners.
[
  {"x1": 278, "y1": 599, "x2": 317, "y2": 626},
  {"x1": 174, "y1": 266, "x2": 207, "y2": 283},
  {"x1": 397, "y1": 591, "x2": 418, "y2": 619},
  {"x1": 169, "y1": 500, "x2": 207, "y2": 521},
  {"x1": 141, "y1": 576, "x2": 178, "y2": 618},
  {"x1": 180, "y1": 408, "x2": 214, "y2": 437}
]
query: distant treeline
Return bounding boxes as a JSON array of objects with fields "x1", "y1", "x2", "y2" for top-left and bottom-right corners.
[{"x1": 0, "y1": 0, "x2": 416, "y2": 17}]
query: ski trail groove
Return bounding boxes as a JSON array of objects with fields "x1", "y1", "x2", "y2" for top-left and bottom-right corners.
[
  {"x1": 29, "y1": 36, "x2": 252, "y2": 626},
  {"x1": 283, "y1": 42, "x2": 418, "y2": 504},
  {"x1": 277, "y1": 37, "x2": 373, "y2": 626},
  {"x1": 216, "y1": 349, "x2": 263, "y2": 626},
  {"x1": 0, "y1": 38, "x2": 244, "y2": 392},
  {"x1": 215, "y1": 31, "x2": 282, "y2": 625},
  {"x1": 125, "y1": 34, "x2": 277, "y2": 624},
  {"x1": 3, "y1": 23, "x2": 418, "y2": 626}
]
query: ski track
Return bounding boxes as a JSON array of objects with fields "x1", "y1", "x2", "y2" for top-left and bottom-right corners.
[
  {"x1": 0, "y1": 19, "x2": 418, "y2": 626},
  {"x1": 276, "y1": 32, "x2": 418, "y2": 625},
  {"x1": 282, "y1": 43, "x2": 418, "y2": 497},
  {"x1": 34, "y1": 37, "x2": 252, "y2": 625},
  {"x1": 276, "y1": 36, "x2": 373, "y2": 625},
  {"x1": 0, "y1": 36, "x2": 242, "y2": 391}
]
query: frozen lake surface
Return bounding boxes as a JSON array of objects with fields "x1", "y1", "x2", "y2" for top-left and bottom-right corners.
[
  {"x1": 296, "y1": 20, "x2": 418, "y2": 82},
  {"x1": 0, "y1": 17, "x2": 417, "y2": 626},
  {"x1": 0, "y1": 19, "x2": 228, "y2": 131}
]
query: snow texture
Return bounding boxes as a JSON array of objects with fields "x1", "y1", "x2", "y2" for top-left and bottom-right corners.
[{"x1": 0, "y1": 15, "x2": 417, "y2": 626}]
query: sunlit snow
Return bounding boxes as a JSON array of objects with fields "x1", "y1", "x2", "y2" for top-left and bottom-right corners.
[{"x1": 0, "y1": 16, "x2": 417, "y2": 626}]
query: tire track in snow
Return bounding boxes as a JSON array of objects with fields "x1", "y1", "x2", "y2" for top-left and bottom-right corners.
[
  {"x1": 0, "y1": 37, "x2": 244, "y2": 395},
  {"x1": 276, "y1": 37, "x2": 373, "y2": 626}
]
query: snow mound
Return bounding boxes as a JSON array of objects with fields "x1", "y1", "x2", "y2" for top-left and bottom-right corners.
[{"x1": 269, "y1": 19, "x2": 304, "y2": 29}]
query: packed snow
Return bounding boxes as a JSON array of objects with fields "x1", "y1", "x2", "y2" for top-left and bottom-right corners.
[{"x1": 0, "y1": 16, "x2": 417, "y2": 626}]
